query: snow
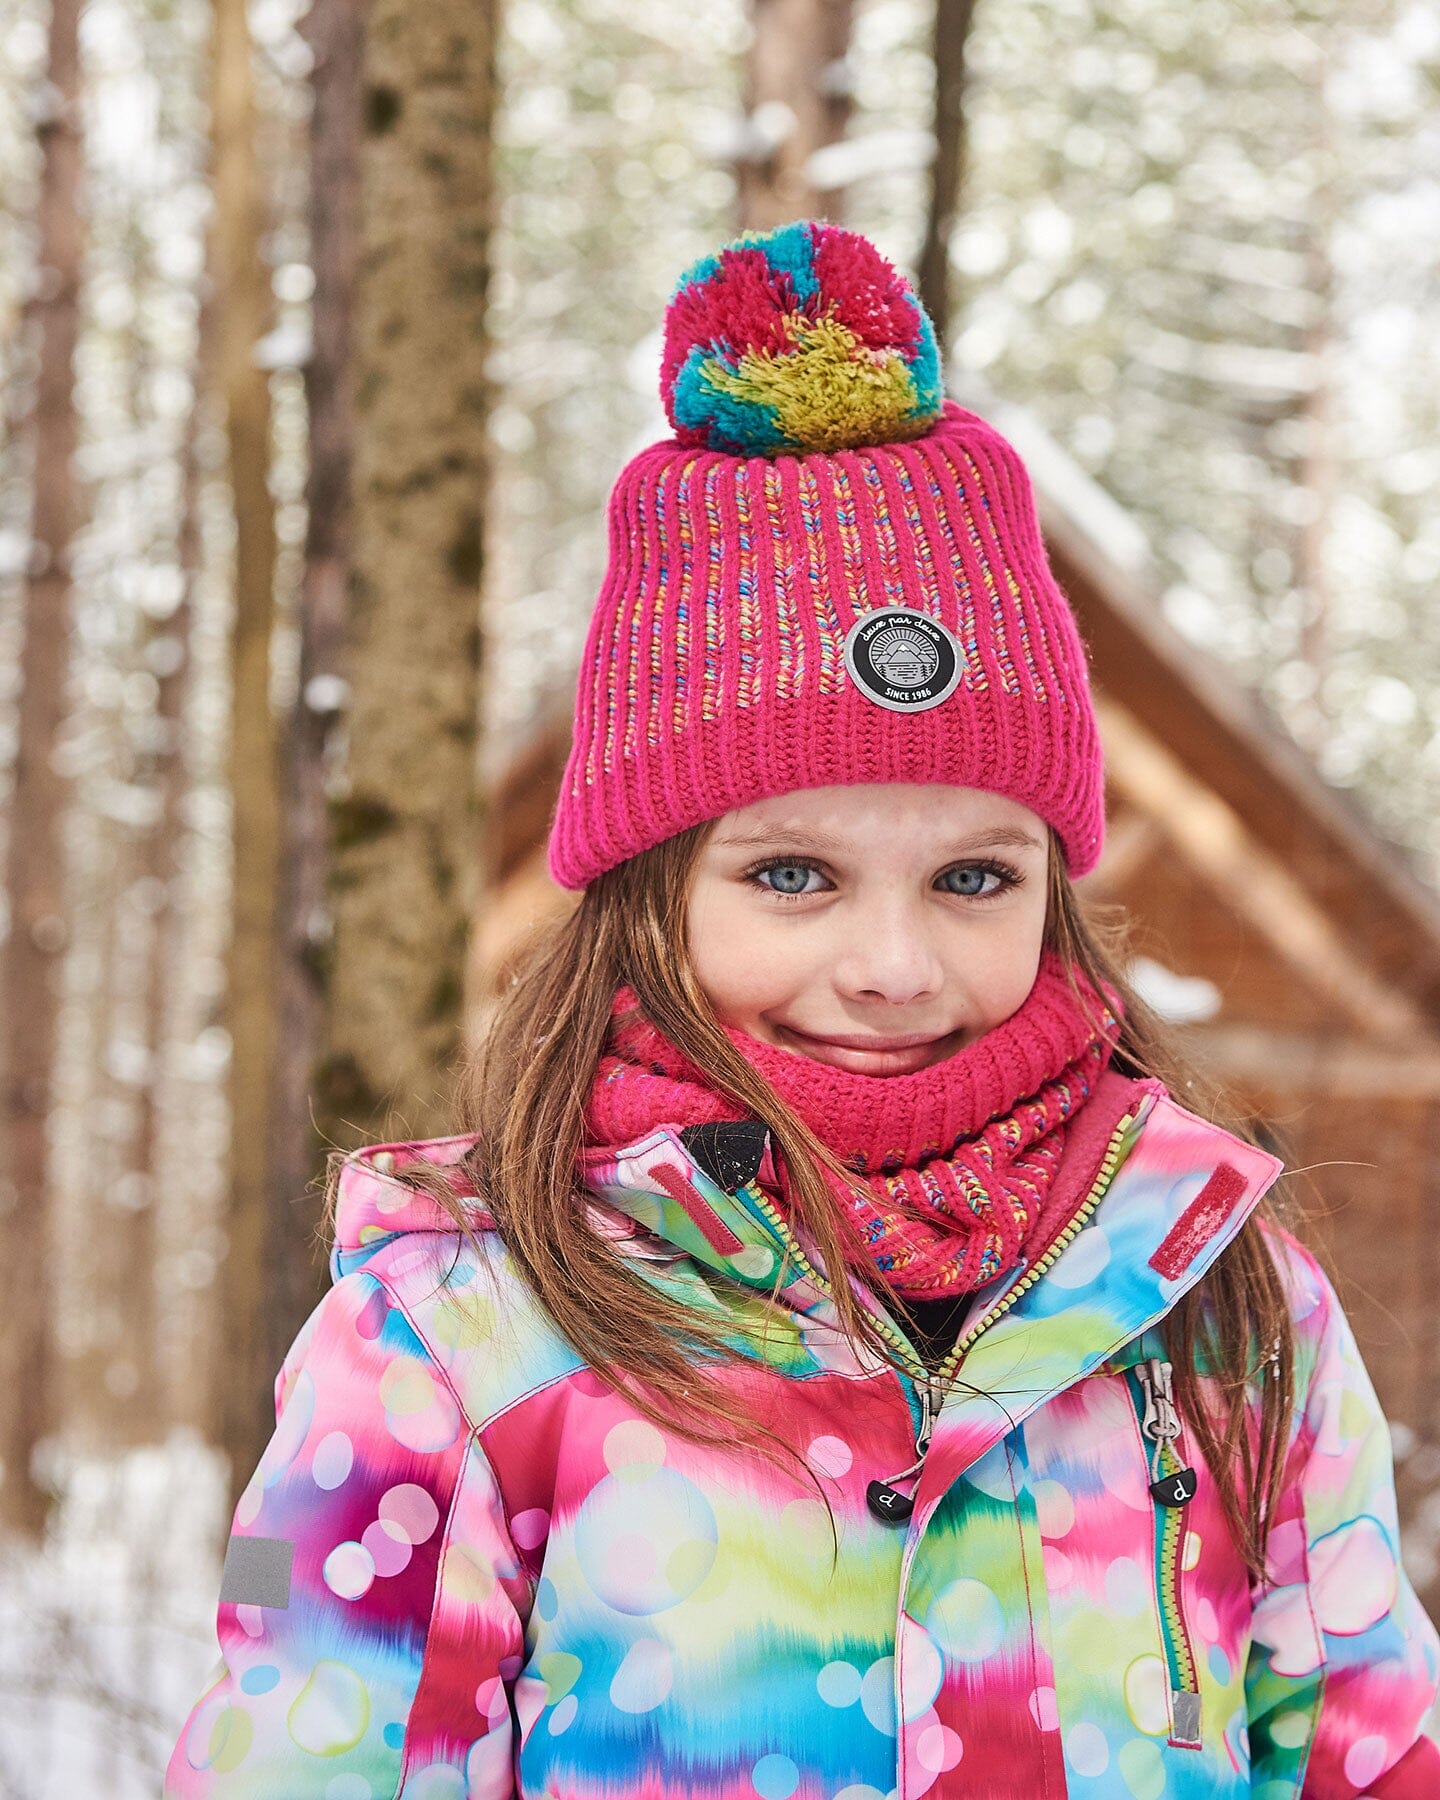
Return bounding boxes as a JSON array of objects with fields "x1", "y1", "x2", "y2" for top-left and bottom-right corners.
[
  {"x1": 0, "y1": 1433, "x2": 229, "y2": 1799},
  {"x1": 1127, "y1": 955, "x2": 1223, "y2": 1024},
  {"x1": 805, "y1": 127, "x2": 935, "y2": 192}
]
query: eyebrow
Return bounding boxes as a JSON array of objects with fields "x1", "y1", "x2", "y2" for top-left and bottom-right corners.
[{"x1": 713, "y1": 823, "x2": 1046, "y2": 855}]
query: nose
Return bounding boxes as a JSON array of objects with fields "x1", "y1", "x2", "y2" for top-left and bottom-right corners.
[{"x1": 829, "y1": 890, "x2": 945, "y2": 1007}]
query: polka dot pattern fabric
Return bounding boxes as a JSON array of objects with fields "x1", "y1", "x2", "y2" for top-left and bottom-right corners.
[{"x1": 164, "y1": 1092, "x2": 1440, "y2": 1799}]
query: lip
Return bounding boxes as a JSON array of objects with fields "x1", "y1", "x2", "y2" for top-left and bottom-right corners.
[
  {"x1": 781, "y1": 1026, "x2": 952, "y2": 1052},
  {"x1": 773, "y1": 1021, "x2": 964, "y2": 1075}
]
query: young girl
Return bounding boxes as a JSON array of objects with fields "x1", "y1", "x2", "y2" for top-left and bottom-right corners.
[{"x1": 166, "y1": 221, "x2": 1440, "y2": 1799}]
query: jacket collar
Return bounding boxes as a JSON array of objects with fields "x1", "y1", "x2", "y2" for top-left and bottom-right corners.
[
  {"x1": 331, "y1": 1088, "x2": 1284, "y2": 1414},
  {"x1": 577, "y1": 1125, "x2": 824, "y2": 1296}
]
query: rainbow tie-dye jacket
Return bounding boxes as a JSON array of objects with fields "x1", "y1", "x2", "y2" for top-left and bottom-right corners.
[{"x1": 165, "y1": 1075, "x2": 1440, "y2": 1797}]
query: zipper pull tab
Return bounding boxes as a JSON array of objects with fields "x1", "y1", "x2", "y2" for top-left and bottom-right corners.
[
  {"x1": 1151, "y1": 1358, "x2": 1181, "y2": 1442},
  {"x1": 1138, "y1": 1358, "x2": 1181, "y2": 1446},
  {"x1": 1140, "y1": 1358, "x2": 1197, "y2": 1508},
  {"x1": 866, "y1": 1375, "x2": 937, "y2": 1526},
  {"x1": 916, "y1": 1378, "x2": 937, "y2": 1458},
  {"x1": 1151, "y1": 1464, "x2": 1198, "y2": 1508},
  {"x1": 866, "y1": 1480, "x2": 915, "y2": 1524},
  {"x1": 1135, "y1": 1358, "x2": 1159, "y2": 1442}
]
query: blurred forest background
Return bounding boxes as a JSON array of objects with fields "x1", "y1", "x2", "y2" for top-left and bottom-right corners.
[{"x1": 1, "y1": 0, "x2": 1439, "y2": 1789}]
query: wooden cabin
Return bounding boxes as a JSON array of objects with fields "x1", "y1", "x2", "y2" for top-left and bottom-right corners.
[{"x1": 469, "y1": 404, "x2": 1440, "y2": 1613}]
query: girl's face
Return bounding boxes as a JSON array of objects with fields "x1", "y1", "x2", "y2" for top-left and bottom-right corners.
[{"x1": 687, "y1": 784, "x2": 1051, "y2": 1078}]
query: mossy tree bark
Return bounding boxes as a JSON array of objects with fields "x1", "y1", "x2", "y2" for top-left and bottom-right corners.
[{"x1": 312, "y1": 1, "x2": 498, "y2": 1156}]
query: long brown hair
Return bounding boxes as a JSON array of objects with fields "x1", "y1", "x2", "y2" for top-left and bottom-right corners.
[{"x1": 384, "y1": 821, "x2": 1305, "y2": 1580}]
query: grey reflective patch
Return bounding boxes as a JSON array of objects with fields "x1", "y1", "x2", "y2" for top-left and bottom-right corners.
[
  {"x1": 1170, "y1": 1688, "x2": 1202, "y2": 1746},
  {"x1": 219, "y1": 1534, "x2": 294, "y2": 1608}
]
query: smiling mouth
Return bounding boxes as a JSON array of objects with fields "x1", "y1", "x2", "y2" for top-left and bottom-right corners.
[
  {"x1": 773, "y1": 1022, "x2": 965, "y2": 1071},
  {"x1": 779, "y1": 1023, "x2": 958, "y2": 1052}
]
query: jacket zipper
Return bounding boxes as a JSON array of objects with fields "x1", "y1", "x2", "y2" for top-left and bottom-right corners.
[
  {"x1": 739, "y1": 1108, "x2": 1139, "y2": 1493},
  {"x1": 740, "y1": 1182, "x2": 932, "y2": 1382},
  {"x1": 939, "y1": 1109, "x2": 1139, "y2": 1377},
  {"x1": 740, "y1": 1179, "x2": 939, "y2": 1522},
  {"x1": 892, "y1": 1109, "x2": 1141, "y2": 1491},
  {"x1": 1132, "y1": 1356, "x2": 1203, "y2": 1749}
]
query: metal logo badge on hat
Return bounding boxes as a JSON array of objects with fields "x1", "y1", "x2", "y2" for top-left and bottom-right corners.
[{"x1": 843, "y1": 607, "x2": 962, "y2": 713}]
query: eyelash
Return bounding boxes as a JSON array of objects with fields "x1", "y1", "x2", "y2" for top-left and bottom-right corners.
[{"x1": 741, "y1": 856, "x2": 1024, "y2": 903}]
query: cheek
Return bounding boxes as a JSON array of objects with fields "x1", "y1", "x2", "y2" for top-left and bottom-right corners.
[
  {"x1": 992, "y1": 960, "x2": 1043, "y2": 1022},
  {"x1": 946, "y1": 912, "x2": 1046, "y2": 1029},
  {"x1": 687, "y1": 888, "x2": 816, "y2": 1025}
]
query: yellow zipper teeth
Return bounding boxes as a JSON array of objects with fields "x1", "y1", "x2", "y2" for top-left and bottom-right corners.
[
  {"x1": 739, "y1": 1105, "x2": 1139, "y2": 1393},
  {"x1": 1154, "y1": 1438, "x2": 1200, "y2": 1697},
  {"x1": 741, "y1": 1182, "x2": 929, "y2": 1380},
  {"x1": 1159, "y1": 1518, "x2": 1198, "y2": 1694},
  {"x1": 939, "y1": 1109, "x2": 1138, "y2": 1379}
]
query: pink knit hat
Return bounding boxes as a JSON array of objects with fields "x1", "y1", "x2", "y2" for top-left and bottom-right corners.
[{"x1": 546, "y1": 220, "x2": 1105, "y2": 890}]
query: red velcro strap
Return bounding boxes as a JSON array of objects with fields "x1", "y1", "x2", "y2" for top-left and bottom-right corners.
[
  {"x1": 1148, "y1": 1162, "x2": 1247, "y2": 1280},
  {"x1": 650, "y1": 1161, "x2": 748, "y2": 1254}
]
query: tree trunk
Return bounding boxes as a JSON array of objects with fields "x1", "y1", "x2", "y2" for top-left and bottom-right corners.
[
  {"x1": 917, "y1": 0, "x2": 979, "y2": 353},
  {"x1": 209, "y1": 0, "x2": 283, "y2": 1489},
  {"x1": 129, "y1": 278, "x2": 214, "y2": 1442},
  {"x1": 737, "y1": 0, "x2": 853, "y2": 231},
  {"x1": 0, "y1": 0, "x2": 83, "y2": 1540},
  {"x1": 312, "y1": 0, "x2": 498, "y2": 1155},
  {"x1": 264, "y1": 0, "x2": 362, "y2": 1380},
  {"x1": 74, "y1": 245, "x2": 169, "y2": 1453}
]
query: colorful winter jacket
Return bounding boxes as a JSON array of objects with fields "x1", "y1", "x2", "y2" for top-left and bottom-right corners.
[{"x1": 165, "y1": 1071, "x2": 1440, "y2": 1798}]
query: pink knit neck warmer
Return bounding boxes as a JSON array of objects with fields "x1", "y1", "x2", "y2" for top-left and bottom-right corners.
[{"x1": 582, "y1": 947, "x2": 1127, "y2": 1298}]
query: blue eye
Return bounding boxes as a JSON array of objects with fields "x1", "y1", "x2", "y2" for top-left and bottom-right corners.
[
  {"x1": 755, "y1": 861, "x2": 823, "y2": 897},
  {"x1": 940, "y1": 865, "x2": 999, "y2": 897}
]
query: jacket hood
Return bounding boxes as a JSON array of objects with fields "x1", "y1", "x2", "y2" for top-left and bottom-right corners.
[
  {"x1": 331, "y1": 1129, "x2": 488, "y2": 1255},
  {"x1": 328, "y1": 1124, "x2": 779, "y2": 1252}
]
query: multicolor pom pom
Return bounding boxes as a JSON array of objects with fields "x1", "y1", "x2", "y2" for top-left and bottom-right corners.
[{"x1": 660, "y1": 220, "x2": 944, "y2": 458}]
